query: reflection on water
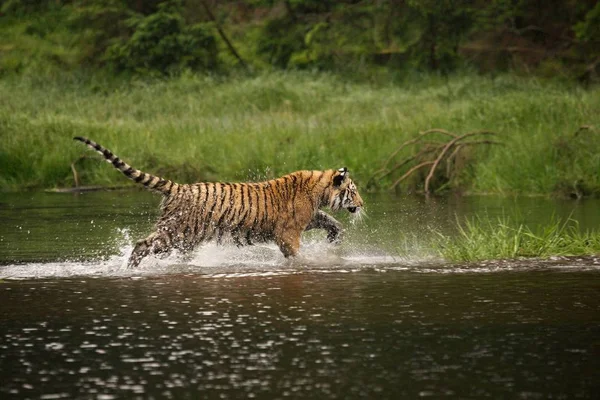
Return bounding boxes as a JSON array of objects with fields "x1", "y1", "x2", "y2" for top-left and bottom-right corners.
[
  {"x1": 0, "y1": 191, "x2": 599, "y2": 398},
  {"x1": 1, "y1": 271, "x2": 599, "y2": 399}
]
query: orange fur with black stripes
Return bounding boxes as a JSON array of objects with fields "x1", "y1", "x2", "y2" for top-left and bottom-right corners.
[{"x1": 74, "y1": 137, "x2": 364, "y2": 267}]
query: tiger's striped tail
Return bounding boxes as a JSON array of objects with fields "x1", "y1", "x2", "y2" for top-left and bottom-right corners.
[{"x1": 74, "y1": 137, "x2": 177, "y2": 195}]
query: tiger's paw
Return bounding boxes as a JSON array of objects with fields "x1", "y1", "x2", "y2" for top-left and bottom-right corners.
[{"x1": 327, "y1": 228, "x2": 344, "y2": 245}]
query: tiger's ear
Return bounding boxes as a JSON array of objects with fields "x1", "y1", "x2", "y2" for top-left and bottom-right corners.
[{"x1": 333, "y1": 167, "x2": 348, "y2": 187}]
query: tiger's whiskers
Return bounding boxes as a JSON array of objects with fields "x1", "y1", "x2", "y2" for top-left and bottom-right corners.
[{"x1": 351, "y1": 208, "x2": 367, "y2": 225}]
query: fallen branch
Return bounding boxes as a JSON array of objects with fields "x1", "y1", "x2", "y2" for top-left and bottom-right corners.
[
  {"x1": 382, "y1": 129, "x2": 456, "y2": 169},
  {"x1": 424, "y1": 130, "x2": 496, "y2": 193},
  {"x1": 370, "y1": 146, "x2": 439, "y2": 183},
  {"x1": 373, "y1": 129, "x2": 501, "y2": 193},
  {"x1": 390, "y1": 161, "x2": 435, "y2": 190}
]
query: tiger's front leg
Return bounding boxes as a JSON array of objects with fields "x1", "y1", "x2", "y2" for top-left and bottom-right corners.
[{"x1": 306, "y1": 210, "x2": 344, "y2": 244}]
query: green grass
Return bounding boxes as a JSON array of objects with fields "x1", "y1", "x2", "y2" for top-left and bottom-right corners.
[
  {"x1": 0, "y1": 71, "x2": 599, "y2": 194},
  {"x1": 431, "y1": 216, "x2": 600, "y2": 262}
]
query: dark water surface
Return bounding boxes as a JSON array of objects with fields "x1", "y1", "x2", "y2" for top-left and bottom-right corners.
[{"x1": 1, "y1": 191, "x2": 599, "y2": 399}]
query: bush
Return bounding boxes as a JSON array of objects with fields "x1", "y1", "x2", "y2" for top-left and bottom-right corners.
[
  {"x1": 104, "y1": 0, "x2": 218, "y2": 75},
  {"x1": 255, "y1": 15, "x2": 305, "y2": 68}
]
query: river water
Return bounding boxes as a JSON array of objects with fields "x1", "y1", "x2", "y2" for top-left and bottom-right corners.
[{"x1": 1, "y1": 191, "x2": 599, "y2": 399}]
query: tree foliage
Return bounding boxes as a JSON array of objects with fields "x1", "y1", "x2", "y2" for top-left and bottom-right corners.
[
  {"x1": 104, "y1": 1, "x2": 218, "y2": 74},
  {"x1": 1, "y1": 0, "x2": 598, "y2": 80}
]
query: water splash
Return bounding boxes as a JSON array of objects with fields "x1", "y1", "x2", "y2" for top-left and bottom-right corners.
[
  {"x1": 1, "y1": 234, "x2": 597, "y2": 280},
  {"x1": 0, "y1": 232, "x2": 440, "y2": 280}
]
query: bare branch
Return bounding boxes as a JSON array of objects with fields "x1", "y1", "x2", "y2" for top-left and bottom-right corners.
[
  {"x1": 374, "y1": 128, "x2": 500, "y2": 193},
  {"x1": 424, "y1": 130, "x2": 496, "y2": 193},
  {"x1": 377, "y1": 146, "x2": 439, "y2": 181},
  {"x1": 371, "y1": 145, "x2": 439, "y2": 182},
  {"x1": 390, "y1": 161, "x2": 435, "y2": 190},
  {"x1": 446, "y1": 144, "x2": 463, "y2": 177},
  {"x1": 201, "y1": 1, "x2": 248, "y2": 71},
  {"x1": 380, "y1": 129, "x2": 458, "y2": 169},
  {"x1": 419, "y1": 128, "x2": 458, "y2": 139}
]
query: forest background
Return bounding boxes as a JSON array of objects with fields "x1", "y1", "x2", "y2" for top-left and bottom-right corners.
[{"x1": 1, "y1": 0, "x2": 599, "y2": 196}]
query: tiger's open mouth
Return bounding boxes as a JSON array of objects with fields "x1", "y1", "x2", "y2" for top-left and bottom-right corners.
[{"x1": 348, "y1": 207, "x2": 358, "y2": 213}]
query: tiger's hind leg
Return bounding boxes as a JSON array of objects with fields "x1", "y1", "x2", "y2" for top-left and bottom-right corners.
[
  {"x1": 306, "y1": 211, "x2": 344, "y2": 244},
  {"x1": 275, "y1": 230, "x2": 301, "y2": 259},
  {"x1": 128, "y1": 231, "x2": 174, "y2": 268}
]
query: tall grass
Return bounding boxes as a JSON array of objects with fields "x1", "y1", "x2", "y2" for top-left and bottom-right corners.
[
  {"x1": 0, "y1": 71, "x2": 599, "y2": 193},
  {"x1": 432, "y1": 216, "x2": 600, "y2": 262}
]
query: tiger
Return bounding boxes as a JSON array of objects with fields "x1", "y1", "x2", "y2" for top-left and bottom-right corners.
[{"x1": 74, "y1": 137, "x2": 364, "y2": 267}]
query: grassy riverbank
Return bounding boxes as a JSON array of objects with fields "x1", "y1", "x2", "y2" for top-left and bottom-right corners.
[
  {"x1": 431, "y1": 217, "x2": 600, "y2": 262},
  {"x1": 1, "y1": 71, "x2": 599, "y2": 195}
]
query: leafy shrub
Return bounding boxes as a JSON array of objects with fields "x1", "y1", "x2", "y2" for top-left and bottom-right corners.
[
  {"x1": 1, "y1": 0, "x2": 54, "y2": 14},
  {"x1": 66, "y1": 1, "x2": 135, "y2": 65},
  {"x1": 255, "y1": 15, "x2": 305, "y2": 68},
  {"x1": 104, "y1": 0, "x2": 218, "y2": 74}
]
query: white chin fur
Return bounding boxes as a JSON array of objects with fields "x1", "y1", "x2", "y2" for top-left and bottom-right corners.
[{"x1": 349, "y1": 207, "x2": 365, "y2": 224}]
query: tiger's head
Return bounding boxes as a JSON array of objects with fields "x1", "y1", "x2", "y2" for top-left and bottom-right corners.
[{"x1": 329, "y1": 167, "x2": 364, "y2": 215}]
